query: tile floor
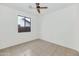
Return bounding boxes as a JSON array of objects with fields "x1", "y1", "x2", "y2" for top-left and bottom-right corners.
[{"x1": 0, "y1": 39, "x2": 79, "y2": 56}]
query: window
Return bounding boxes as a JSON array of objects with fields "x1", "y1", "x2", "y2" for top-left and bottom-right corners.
[{"x1": 18, "y1": 15, "x2": 31, "y2": 32}]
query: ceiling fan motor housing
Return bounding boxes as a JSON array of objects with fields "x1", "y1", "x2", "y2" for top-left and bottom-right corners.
[{"x1": 36, "y1": 5, "x2": 40, "y2": 8}]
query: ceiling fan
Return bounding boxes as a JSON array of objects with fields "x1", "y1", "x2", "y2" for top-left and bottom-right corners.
[
  {"x1": 29, "y1": 3, "x2": 48, "y2": 14},
  {"x1": 35, "y1": 3, "x2": 48, "y2": 13}
]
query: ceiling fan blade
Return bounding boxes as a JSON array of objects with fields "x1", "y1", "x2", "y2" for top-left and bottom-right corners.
[
  {"x1": 37, "y1": 8, "x2": 40, "y2": 13},
  {"x1": 39, "y1": 7, "x2": 48, "y2": 9}
]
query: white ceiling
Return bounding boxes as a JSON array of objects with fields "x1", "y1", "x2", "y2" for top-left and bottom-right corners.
[{"x1": 0, "y1": 3, "x2": 74, "y2": 15}]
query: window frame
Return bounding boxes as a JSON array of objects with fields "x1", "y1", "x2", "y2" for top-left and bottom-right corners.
[{"x1": 18, "y1": 15, "x2": 31, "y2": 33}]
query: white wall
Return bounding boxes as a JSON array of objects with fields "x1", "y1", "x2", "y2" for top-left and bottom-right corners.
[
  {"x1": 0, "y1": 3, "x2": 79, "y2": 52},
  {"x1": 0, "y1": 5, "x2": 38, "y2": 49},
  {"x1": 40, "y1": 4, "x2": 79, "y2": 51}
]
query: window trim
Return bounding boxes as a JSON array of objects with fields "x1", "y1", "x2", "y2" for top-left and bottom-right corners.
[{"x1": 18, "y1": 15, "x2": 31, "y2": 33}]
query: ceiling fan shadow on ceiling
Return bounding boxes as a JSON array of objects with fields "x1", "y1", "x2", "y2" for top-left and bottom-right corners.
[{"x1": 29, "y1": 3, "x2": 48, "y2": 14}]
